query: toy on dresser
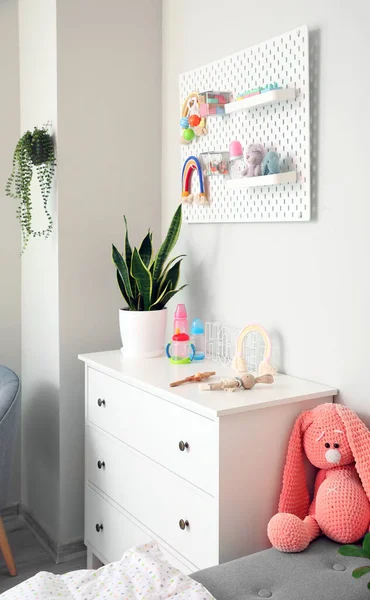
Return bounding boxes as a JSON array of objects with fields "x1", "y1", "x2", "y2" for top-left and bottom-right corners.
[
  {"x1": 268, "y1": 403, "x2": 370, "y2": 552},
  {"x1": 200, "y1": 373, "x2": 274, "y2": 392}
]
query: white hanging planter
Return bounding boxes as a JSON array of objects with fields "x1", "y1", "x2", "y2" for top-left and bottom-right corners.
[{"x1": 119, "y1": 308, "x2": 167, "y2": 358}]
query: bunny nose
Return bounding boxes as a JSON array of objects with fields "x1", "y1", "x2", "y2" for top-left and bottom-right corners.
[{"x1": 325, "y1": 449, "x2": 341, "y2": 464}]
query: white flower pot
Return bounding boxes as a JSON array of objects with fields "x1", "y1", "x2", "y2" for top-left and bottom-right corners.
[{"x1": 119, "y1": 308, "x2": 167, "y2": 358}]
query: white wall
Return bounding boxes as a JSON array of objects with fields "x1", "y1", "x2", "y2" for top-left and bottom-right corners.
[
  {"x1": 20, "y1": 0, "x2": 162, "y2": 545},
  {"x1": 0, "y1": 0, "x2": 21, "y2": 506},
  {"x1": 19, "y1": 0, "x2": 60, "y2": 540},
  {"x1": 162, "y1": 1, "x2": 370, "y2": 419}
]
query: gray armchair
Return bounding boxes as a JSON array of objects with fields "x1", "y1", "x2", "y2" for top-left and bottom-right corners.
[{"x1": 0, "y1": 366, "x2": 20, "y2": 577}]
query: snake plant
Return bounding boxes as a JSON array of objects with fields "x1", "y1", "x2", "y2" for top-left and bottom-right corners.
[{"x1": 112, "y1": 205, "x2": 186, "y2": 311}]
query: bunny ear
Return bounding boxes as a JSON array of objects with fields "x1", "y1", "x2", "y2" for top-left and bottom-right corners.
[
  {"x1": 278, "y1": 410, "x2": 313, "y2": 519},
  {"x1": 335, "y1": 405, "x2": 370, "y2": 503}
]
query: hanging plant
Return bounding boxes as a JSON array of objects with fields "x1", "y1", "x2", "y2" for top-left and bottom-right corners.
[{"x1": 5, "y1": 124, "x2": 56, "y2": 251}]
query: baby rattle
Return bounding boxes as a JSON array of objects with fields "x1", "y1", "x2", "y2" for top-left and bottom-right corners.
[{"x1": 200, "y1": 373, "x2": 274, "y2": 392}]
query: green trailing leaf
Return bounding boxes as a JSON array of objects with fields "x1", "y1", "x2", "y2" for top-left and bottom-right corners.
[
  {"x1": 131, "y1": 248, "x2": 152, "y2": 311},
  {"x1": 352, "y1": 566, "x2": 370, "y2": 579},
  {"x1": 139, "y1": 231, "x2": 153, "y2": 267},
  {"x1": 153, "y1": 205, "x2": 182, "y2": 280},
  {"x1": 338, "y1": 545, "x2": 367, "y2": 558},
  {"x1": 363, "y1": 533, "x2": 370, "y2": 557},
  {"x1": 5, "y1": 124, "x2": 56, "y2": 252},
  {"x1": 112, "y1": 244, "x2": 133, "y2": 300},
  {"x1": 112, "y1": 208, "x2": 186, "y2": 311}
]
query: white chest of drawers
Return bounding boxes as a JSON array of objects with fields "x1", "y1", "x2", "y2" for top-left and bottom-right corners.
[{"x1": 79, "y1": 350, "x2": 336, "y2": 573}]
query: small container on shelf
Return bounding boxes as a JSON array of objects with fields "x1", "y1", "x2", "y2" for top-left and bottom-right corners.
[
  {"x1": 190, "y1": 318, "x2": 205, "y2": 361},
  {"x1": 200, "y1": 152, "x2": 229, "y2": 177},
  {"x1": 229, "y1": 140, "x2": 245, "y2": 179},
  {"x1": 173, "y1": 304, "x2": 188, "y2": 335},
  {"x1": 199, "y1": 91, "x2": 231, "y2": 117}
]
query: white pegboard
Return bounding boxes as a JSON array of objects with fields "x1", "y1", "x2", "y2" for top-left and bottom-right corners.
[{"x1": 179, "y1": 26, "x2": 310, "y2": 223}]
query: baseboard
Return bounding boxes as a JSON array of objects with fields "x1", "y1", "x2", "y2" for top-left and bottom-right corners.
[
  {"x1": 2, "y1": 503, "x2": 20, "y2": 521},
  {"x1": 20, "y1": 505, "x2": 86, "y2": 565}
]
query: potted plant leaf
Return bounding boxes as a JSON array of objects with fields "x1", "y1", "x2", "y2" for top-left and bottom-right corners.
[
  {"x1": 339, "y1": 533, "x2": 370, "y2": 592},
  {"x1": 112, "y1": 205, "x2": 186, "y2": 358},
  {"x1": 5, "y1": 124, "x2": 56, "y2": 252}
]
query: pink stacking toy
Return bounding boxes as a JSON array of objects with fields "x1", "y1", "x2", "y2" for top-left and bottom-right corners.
[{"x1": 268, "y1": 403, "x2": 370, "y2": 552}]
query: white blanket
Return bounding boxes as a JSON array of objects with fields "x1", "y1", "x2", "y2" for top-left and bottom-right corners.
[{"x1": 1, "y1": 542, "x2": 215, "y2": 600}]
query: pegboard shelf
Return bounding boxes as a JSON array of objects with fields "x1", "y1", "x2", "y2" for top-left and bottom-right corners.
[
  {"x1": 226, "y1": 170, "x2": 297, "y2": 189},
  {"x1": 224, "y1": 88, "x2": 296, "y2": 115},
  {"x1": 180, "y1": 25, "x2": 310, "y2": 223}
]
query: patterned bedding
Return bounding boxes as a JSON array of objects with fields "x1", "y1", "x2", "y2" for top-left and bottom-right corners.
[{"x1": 1, "y1": 542, "x2": 215, "y2": 599}]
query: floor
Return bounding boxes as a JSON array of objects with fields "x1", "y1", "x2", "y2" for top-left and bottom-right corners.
[{"x1": 0, "y1": 518, "x2": 87, "y2": 594}]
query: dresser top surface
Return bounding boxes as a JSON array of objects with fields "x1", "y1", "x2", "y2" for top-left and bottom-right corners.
[{"x1": 79, "y1": 350, "x2": 337, "y2": 419}]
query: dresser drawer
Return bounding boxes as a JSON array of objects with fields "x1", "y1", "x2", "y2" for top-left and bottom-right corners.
[
  {"x1": 85, "y1": 484, "x2": 149, "y2": 563},
  {"x1": 87, "y1": 367, "x2": 217, "y2": 495},
  {"x1": 85, "y1": 485, "x2": 197, "y2": 572},
  {"x1": 86, "y1": 426, "x2": 219, "y2": 570}
]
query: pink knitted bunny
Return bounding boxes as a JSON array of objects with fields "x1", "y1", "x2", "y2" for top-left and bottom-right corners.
[{"x1": 268, "y1": 403, "x2": 370, "y2": 552}]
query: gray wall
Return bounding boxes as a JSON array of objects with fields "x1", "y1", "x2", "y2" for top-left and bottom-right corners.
[
  {"x1": 0, "y1": 0, "x2": 21, "y2": 506},
  {"x1": 162, "y1": 0, "x2": 370, "y2": 419},
  {"x1": 56, "y1": 0, "x2": 162, "y2": 543}
]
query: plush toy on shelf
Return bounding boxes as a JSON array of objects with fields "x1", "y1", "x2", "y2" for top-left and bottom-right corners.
[
  {"x1": 242, "y1": 143, "x2": 266, "y2": 177},
  {"x1": 261, "y1": 151, "x2": 280, "y2": 175},
  {"x1": 268, "y1": 403, "x2": 370, "y2": 553}
]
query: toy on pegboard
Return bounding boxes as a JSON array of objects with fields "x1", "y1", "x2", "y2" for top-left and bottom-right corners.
[
  {"x1": 181, "y1": 156, "x2": 208, "y2": 206},
  {"x1": 180, "y1": 93, "x2": 207, "y2": 145},
  {"x1": 242, "y1": 144, "x2": 266, "y2": 177},
  {"x1": 200, "y1": 152, "x2": 229, "y2": 177},
  {"x1": 198, "y1": 91, "x2": 231, "y2": 116},
  {"x1": 261, "y1": 151, "x2": 280, "y2": 175}
]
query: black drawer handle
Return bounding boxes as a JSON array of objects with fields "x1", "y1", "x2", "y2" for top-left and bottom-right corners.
[
  {"x1": 97, "y1": 460, "x2": 105, "y2": 470},
  {"x1": 179, "y1": 441, "x2": 189, "y2": 452},
  {"x1": 97, "y1": 398, "x2": 106, "y2": 407},
  {"x1": 95, "y1": 523, "x2": 103, "y2": 533},
  {"x1": 179, "y1": 519, "x2": 189, "y2": 530}
]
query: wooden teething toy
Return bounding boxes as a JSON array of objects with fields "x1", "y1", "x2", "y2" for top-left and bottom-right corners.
[
  {"x1": 170, "y1": 371, "x2": 216, "y2": 388},
  {"x1": 200, "y1": 373, "x2": 274, "y2": 392}
]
